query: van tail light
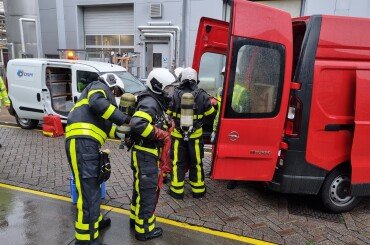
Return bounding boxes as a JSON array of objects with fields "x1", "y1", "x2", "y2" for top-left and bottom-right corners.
[{"x1": 285, "y1": 95, "x2": 302, "y2": 137}]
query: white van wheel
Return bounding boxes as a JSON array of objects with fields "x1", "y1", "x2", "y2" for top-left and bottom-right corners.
[{"x1": 15, "y1": 114, "x2": 38, "y2": 129}]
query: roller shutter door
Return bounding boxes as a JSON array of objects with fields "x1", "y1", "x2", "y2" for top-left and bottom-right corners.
[{"x1": 84, "y1": 5, "x2": 134, "y2": 35}]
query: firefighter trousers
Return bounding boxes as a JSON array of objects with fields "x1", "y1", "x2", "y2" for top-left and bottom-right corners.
[
  {"x1": 65, "y1": 138, "x2": 103, "y2": 244},
  {"x1": 170, "y1": 137, "x2": 205, "y2": 196},
  {"x1": 130, "y1": 147, "x2": 159, "y2": 235}
]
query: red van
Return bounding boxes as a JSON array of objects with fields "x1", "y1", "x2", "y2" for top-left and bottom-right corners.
[{"x1": 195, "y1": 0, "x2": 370, "y2": 212}]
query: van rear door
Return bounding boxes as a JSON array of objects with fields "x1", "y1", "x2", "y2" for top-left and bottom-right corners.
[
  {"x1": 211, "y1": 0, "x2": 293, "y2": 181},
  {"x1": 351, "y1": 70, "x2": 370, "y2": 196}
]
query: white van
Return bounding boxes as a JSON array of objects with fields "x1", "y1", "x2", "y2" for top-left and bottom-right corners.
[{"x1": 7, "y1": 59, "x2": 146, "y2": 129}]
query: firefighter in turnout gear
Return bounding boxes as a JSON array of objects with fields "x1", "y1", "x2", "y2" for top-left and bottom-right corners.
[
  {"x1": 65, "y1": 73, "x2": 130, "y2": 245},
  {"x1": 167, "y1": 67, "x2": 216, "y2": 199},
  {"x1": 129, "y1": 68, "x2": 175, "y2": 241},
  {"x1": 0, "y1": 77, "x2": 10, "y2": 148}
]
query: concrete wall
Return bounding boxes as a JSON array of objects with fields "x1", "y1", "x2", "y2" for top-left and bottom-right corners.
[{"x1": 304, "y1": 0, "x2": 370, "y2": 18}]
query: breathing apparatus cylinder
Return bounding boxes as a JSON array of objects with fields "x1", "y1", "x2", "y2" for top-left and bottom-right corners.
[
  {"x1": 116, "y1": 93, "x2": 136, "y2": 139},
  {"x1": 180, "y1": 92, "x2": 195, "y2": 141}
]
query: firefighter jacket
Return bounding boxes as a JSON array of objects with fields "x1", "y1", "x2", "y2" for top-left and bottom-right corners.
[
  {"x1": 232, "y1": 83, "x2": 250, "y2": 113},
  {"x1": 129, "y1": 91, "x2": 169, "y2": 156},
  {"x1": 0, "y1": 78, "x2": 10, "y2": 108},
  {"x1": 66, "y1": 80, "x2": 129, "y2": 146},
  {"x1": 167, "y1": 83, "x2": 215, "y2": 139}
]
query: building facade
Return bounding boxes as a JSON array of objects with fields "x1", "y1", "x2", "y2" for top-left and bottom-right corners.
[{"x1": 4, "y1": 0, "x2": 370, "y2": 78}]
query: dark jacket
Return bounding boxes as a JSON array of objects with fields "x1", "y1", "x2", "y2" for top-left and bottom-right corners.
[{"x1": 66, "y1": 80, "x2": 129, "y2": 146}]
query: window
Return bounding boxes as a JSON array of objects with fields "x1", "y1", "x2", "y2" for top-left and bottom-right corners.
[
  {"x1": 85, "y1": 34, "x2": 134, "y2": 56},
  {"x1": 86, "y1": 35, "x2": 102, "y2": 46},
  {"x1": 225, "y1": 37, "x2": 285, "y2": 118},
  {"x1": 120, "y1": 35, "x2": 134, "y2": 46},
  {"x1": 198, "y1": 52, "x2": 226, "y2": 97},
  {"x1": 103, "y1": 35, "x2": 119, "y2": 46},
  {"x1": 77, "y1": 70, "x2": 99, "y2": 92}
]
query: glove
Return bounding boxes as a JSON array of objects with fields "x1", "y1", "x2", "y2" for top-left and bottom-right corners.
[
  {"x1": 210, "y1": 97, "x2": 218, "y2": 106},
  {"x1": 211, "y1": 131, "x2": 216, "y2": 143},
  {"x1": 153, "y1": 127, "x2": 170, "y2": 144},
  {"x1": 98, "y1": 149, "x2": 111, "y2": 184},
  {"x1": 124, "y1": 115, "x2": 132, "y2": 124}
]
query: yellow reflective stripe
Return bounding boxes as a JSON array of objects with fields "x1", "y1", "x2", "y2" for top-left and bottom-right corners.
[
  {"x1": 102, "y1": 104, "x2": 116, "y2": 120},
  {"x1": 173, "y1": 113, "x2": 203, "y2": 119},
  {"x1": 75, "y1": 230, "x2": 99, "y2": 241},
  {"x1": 195, "y1": 139, "x2": 202, "y2": 182},
  {"x1": 135, "y1": 215, "x2": 154, "y2": 225},
  {"x1": 171, "y1": 180, "x2": 184, "y2": 187},
  {"x1": 88, "y1": 89, "x2": 107, "y2": 101},
  {"x1": 148, "y1": 215, "x2": 155, "y2": 224},
  {"x1": 75, "y1": 222, "x2": 89, "y2": 231},
  {"x1": 43, "y1": 131, "x2": 54, "y2": 137},
  {"x1": 192, "y1": 187, "x2": 206, "y2": 193},
  {"x1": 66, "y1": 123, "x2": 107, "y2": 144},
  {"x1": 170, "y1": 186, "x2": 184, "y2": 194},
  {"x1": 166, "y1": 109, "x2": 173, "y2": 115},
  {"x1": 130, "y1": 204, "x2": 136, "y2": 212},
  {"x1": 109, "y1": 125, "x2": 117, "y2": 139},
  {"x1": 94, "y1": 214, "x2": 103, "y2": 229},
  {"x1": 66, "y1": 129, "x2": 104, "y2": 146},
  {"x1": 133, "y1": 151, "x2": 142, "y2": 233},
  {"x1": 71, "y1": 98, "x2": 88, "y2": 112},
  {"x1": 190, "y1": 181, "x2": 205, "y2": 187},
  {"x1": 171, "y1": 128, "x2": 182, "y2": 138},
  {"x1": 204, "y1": 106, "x2": 215, "y2": 116},
  {"x1": 130, "y1": 213, "x2": 136, "y2": 219},
  {"x1": 190, "y1": 128, "x2": 203, "y2": 138},
  {"x1": 133, "y1": 111, "x2": 153, "y2": 123},
  {"x1": 141, "y1": 124, "x2": 154, "y2": 138},
  {"x1": 133, "y1": 145, "x2": 158, "y2": 156},
  {"x1": 171, "y1": 139, "x2": 180, "y2": 186},
  {"x1": 135, "y1": 223, "x2": 155, "y2": 234},
  {"x1": 70, "y1": 139, "x2": 84, "y2": 226}
]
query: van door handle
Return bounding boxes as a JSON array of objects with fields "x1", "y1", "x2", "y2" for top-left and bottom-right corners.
[
  {"x1": 37, "y1": 93, "x2": 41, "y2": 102},
  {"x1": 74, "y1": 96, "x2": 78, "y2": 103}
]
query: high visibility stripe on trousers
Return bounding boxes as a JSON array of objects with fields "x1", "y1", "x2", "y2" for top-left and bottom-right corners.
[
  {"x1": 170, "y1": 139, "x2": 184, "y2": 194},
  {"x1": 190, "y1": 139, "x2": 205, "y2": 193},
  {"x1": 69, "y1": 139, "x2": 100, "y2": 241},
  {"x1": 132, "y1": 150, "x2": 156, "y2": 234}
]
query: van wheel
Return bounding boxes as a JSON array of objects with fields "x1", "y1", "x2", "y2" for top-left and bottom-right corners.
[
  {"x1": 15, "y1": 114, "x2": 38, "y2": 129},
  {"x1": 321, "y1": 168, "x2": 361, "y2": 213}
]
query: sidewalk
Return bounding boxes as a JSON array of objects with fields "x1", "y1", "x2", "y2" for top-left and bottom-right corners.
[{"x1": 0, "y1": 118, "x2": 369, "y2": 244}]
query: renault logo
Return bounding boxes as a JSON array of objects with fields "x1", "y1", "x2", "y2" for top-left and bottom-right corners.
[{"x1": 228, "y1": 131, "x2": 239, "y2": 141}]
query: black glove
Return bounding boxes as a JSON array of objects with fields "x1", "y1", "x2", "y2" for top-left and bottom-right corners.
[{"x1": 98, "y1": 150, "x2": 111, "y2": 184}]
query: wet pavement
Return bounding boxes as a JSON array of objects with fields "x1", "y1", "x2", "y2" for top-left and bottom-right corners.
[{"x1": 0, "y1": 186, "x2": 250, "y2": 245}]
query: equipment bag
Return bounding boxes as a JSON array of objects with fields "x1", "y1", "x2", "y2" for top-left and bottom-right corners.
[{"x1": 42, "y1": 114, "x2": 64, "y2": 137}]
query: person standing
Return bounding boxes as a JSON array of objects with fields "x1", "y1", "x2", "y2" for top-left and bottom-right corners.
[
  {"x1": 129, "y1": 68, "x2": 175, "y2": 241},
  {"x1": 65, "y1": 73, "x2": 130, "y2": 245},
  {"x1": 167, "y1": 67, "x2": 215, "y2": 199},
  {"x1": 0, "y1": 77, "x2": 10, "y2": 148}
]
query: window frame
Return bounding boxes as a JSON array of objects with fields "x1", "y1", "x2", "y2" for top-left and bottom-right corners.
[{"x1": 225, "y1": 36, "x2": 286, "y2": 119}]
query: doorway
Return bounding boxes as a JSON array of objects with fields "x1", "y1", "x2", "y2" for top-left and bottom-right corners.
[{"x1": 145, "y1": 42, "x2": 170, "y2": 76}]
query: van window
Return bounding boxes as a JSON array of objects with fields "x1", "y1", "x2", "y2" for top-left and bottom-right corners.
[
  {"x1": 198, "y1": 52, "x2": 226, "y2": 97},
  {"x1": 77, "y1": 71, "x2": 99, "y2": 92},
  {"x1": 225, "y1": 37, "x2": 285, "y2": 118}
]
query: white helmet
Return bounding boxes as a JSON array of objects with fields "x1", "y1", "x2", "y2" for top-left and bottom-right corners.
[
  {"x1": 99, "y1": 73, "x2": 125, "y2": 93},
  {"x1": 174, "y1": 67, "x2": 184, "y2": 78},
  {"x1": 146, "y1": 68, "x2": 176, "y2": 94},
  {"x1": 180, "y1": 67, "x2": 198, "y2": 83}
]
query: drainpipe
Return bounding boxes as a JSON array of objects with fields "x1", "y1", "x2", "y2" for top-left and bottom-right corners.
[
  {"x1": 142, "y1": 32, "x2": 175, "y2": 70},
  {"x1": 181, "y1": 0, "x2": 187, "y2": 67},
  {"x1": 138, "y1": 26, "x2": 181, "y2": 67},
  {"x1": 140, "y1": 29, "x2": 178, "y2": 67},
  {"x1": 19, "y1": 18, "x2": 38, "y2": 55}
]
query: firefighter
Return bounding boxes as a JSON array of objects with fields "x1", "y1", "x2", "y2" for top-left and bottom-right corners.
[
  {"x1": 129, "y1": 68, "x2": 175, "y2": 241},
  {"x1": 232, "y1": 70, "x2": 250, "y2": 113},
  {"x1": 211, "y1": 67, "x2": 225, "y2": 143},
  {"x1": 0, "y1": 77, "x2": 10, "y2": 148},
  {"x1": 167, "y1": 67, "x2": 215, "y2": 199},
  {"x1": 65, "y1": 73, "x2": 131, "y2": 245}
]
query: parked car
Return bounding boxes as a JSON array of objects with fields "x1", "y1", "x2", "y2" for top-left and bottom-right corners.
[{"x1": 6, "y1": 58, "x2": 146, "y2": 129}]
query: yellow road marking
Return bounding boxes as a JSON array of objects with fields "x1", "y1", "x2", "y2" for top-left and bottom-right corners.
[{"x1": 0, "y1": 182, "x2": 274, "y2": 245}]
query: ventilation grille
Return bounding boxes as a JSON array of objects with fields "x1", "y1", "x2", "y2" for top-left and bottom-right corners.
[{"x1": 150, "y1": 3, "x2": 162, "y2": 18}]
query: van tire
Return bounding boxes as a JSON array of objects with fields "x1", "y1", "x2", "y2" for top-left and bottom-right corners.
[
  {"x1": 15, "y1": 114, "x2": 38, "y2": 129},
  {"x1": 321, "y1": 167, "x2": 361, "y2": 213}
]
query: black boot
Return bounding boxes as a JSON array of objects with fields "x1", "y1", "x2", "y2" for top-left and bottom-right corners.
[
  {"x1": 135, "y1": 227, "x2": 163, "y2": 241},
  {"x1": 227, "y1": 181, "x2": 238, "y2": 190},
  {"x1": 98, "y1": 217, "x2": 111, "y2": 230},
  {"x1": 130, "y1": 219, "x2": 135, "y2": 229},
  {"x1": 192, "y1": 188, "x2": 206, "y2": 199},
  {"x1": 168, "y1": 190, "x2": 184, "y2": 200}
]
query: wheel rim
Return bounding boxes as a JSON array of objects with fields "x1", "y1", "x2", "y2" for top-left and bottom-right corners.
[
  {"x1": 18, "y1": 118, "x2": 31, "y2": 127},
  {"x1": 329, "y1": 175, "x2": 354, "y2": 207}
]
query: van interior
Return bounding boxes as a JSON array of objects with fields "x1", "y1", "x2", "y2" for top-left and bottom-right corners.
[{"x1": 45, "y1": 67, "x2": 73, "y2": 117}]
